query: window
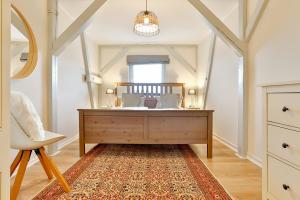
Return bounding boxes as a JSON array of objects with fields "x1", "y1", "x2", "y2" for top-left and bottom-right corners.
[{"x1": 129, "y1": 63, "x2": 165, "y2": 83}]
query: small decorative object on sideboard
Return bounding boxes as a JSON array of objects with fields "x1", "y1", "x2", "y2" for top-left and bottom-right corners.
[{"x1": 188, "y1": 89, "x2": 197, "y2": 108}]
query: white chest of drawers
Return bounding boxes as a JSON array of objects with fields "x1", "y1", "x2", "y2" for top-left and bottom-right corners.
[{"x1": 262, "y1": 83, "x2": 300, "y2": 200}]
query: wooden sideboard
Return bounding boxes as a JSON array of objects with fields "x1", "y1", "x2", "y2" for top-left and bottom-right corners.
[{"x1": 78, "y1": 108, "x2": 213, "y2": 158}]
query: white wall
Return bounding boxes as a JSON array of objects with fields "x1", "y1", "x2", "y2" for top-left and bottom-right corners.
[
  {"x1": 196, "y1": 34, "x2": 212, "y2": 108},
  {"x1": 57, "y1": 6, "x2": 100, "y2": 145},
  {"x1": 99, "y1": 45, "x2": 198, "y2": 107},
  {"x1": 10, "y1": 0, "x2": 300, "y2": 168},
  {"x1": 11, "y1": 0, "x2": 48, "y2": 126},
  {"x1": 201, "y1": 6, "x2": 240, "y2": 150},
  {"x1": 9, "y1": 1, "x2": 100, "y2": 164},
  {"x1": 203, "y1": 0, "x2": 300, "y2": 164},
  {"x1": 206, "y1": 37, "x2": 240, "y2": 149},
  {"x1": 10, "y1": 0, "x2": 48, "y2": 162},
  {"x1": 247, "y1": 0, "x2": 300, "y2": 163}
]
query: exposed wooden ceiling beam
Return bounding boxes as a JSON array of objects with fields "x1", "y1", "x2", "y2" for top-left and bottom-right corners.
[
  {"x1": 239, "y1": 0, "x2": 247, "y2": 40},
  {"x1": 187, "y1": 0, "x2": 247, "y2": 55},
  {"x1": 237, "y1": 0, "x2": 248, "y2": 158},
  {"x1": 202, "y1": 34, "x2": 216, "y2": 109},
  {"x1": 11, "y1": 11, "x2": 28, "y2": 39},
  {"x1": 246, "y1": 0, "x2": 269, "y2": 41},
  {"x1": 100, "y1": 47, "x2": 130, "y2": 75},
  {"x1": 80, "y1": 33, "x2": 95, "y2": 108},
  {"x1": 84, "y1": 74, "x2": 102, "y2": 84},
  {"x1": 52, "y1": 0, "x2": 108, "y2": 55},
  {"x1": 99, "y1": 45, "x2": 198, "y2": 76},
  {"x1": 51, "y1": 0, "x2": 246, "y2": 56},
  {"x1": 99, "y1": 44, "x2": 198, "y2": 48},
  {"x1": 165, "y1": 46, "x2": 197, "y2": 75}
]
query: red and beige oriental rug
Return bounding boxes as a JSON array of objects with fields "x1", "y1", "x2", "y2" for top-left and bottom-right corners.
[{"x1": 33, "y1": 144, "x2": 232, "y2": 200}]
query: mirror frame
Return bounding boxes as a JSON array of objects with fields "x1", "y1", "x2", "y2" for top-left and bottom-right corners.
[{"x1": 11, "y1": 4, "x2": 38, "y2": 79}]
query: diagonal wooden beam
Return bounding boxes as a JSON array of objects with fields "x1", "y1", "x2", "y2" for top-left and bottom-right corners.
[
  {"x1": 202, "y1": 34, "x2": 216, "y2": 109},
  {"x1": 52, "y1": 0, "x2": 108, "y2": 55},
  {"x1": 187, "y1": 0, "x2": 246, "y2": 55},
  {"x1": 165, "y1": 46, "x2": 197, "y2": 75},
  {"x1": 237, "y1": 56, "x2": 248, "y2": 158},
  {"x1": 238, "y1": 0, "x2": 250, "y2": 158},
  {"x1": 100, "y1": 47, "x2": 130, "y2": 75},
  {"x1": 246, "y1": 0, "x2": 269, "y2": 41},
  {"x1": 80, "y1": 33, "x2": 95, "y2": 109},
  {"x1": 84, "y1": 74, "x2": 103, "y2": 84},
  {"x1": 239, "y1": 0, "x2": 247, "y2": 40}
]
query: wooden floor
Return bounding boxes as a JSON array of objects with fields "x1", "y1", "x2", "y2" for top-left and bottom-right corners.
[{"x1": 11, "y1": 139, "x2": 261, "y2": 200}]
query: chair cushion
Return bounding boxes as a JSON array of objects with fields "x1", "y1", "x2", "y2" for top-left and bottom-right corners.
[
  {"x1": 11, "y1": 117, "x2": 65, "y2": 150},
  {"x1": 11, "y1": 91, "x2": 45, "y2": 141}
]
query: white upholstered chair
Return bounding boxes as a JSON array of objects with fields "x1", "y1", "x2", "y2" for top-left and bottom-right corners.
[{"x1": 10, "y1": 92, "x2": 70, "y2": 200}]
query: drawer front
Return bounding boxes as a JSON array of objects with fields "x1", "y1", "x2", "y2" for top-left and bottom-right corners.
[
  {"x1": 268, "y1": 93, "x2": 300, "y2": 128},
  {"x1": 268, "y1": 125, "x2": 300, "y2": 167},
  {"x1": 268, "y1": 156, "x2": 300, "y2": 200},
  {"x1": 148, "y1": 117, "x2": 207, "y2": 142},
  {"x1": 84, "y1": 116, "x2": 144, "y2": 141}
]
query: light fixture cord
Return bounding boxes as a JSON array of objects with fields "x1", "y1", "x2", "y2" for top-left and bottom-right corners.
[{"x1": 146, "y1": 0, "x2": 148, "y2": 11}]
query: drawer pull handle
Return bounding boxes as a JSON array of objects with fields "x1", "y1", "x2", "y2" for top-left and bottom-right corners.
[
  {"x1": 282, "y1": 143, "x2": 289, "y2": 148},
  {"x1": 282, "y1": 106, "x2": 289, "y2": 112},
  {"x1": 283, "y1": 184, "x2": 290, "y2": 190}
]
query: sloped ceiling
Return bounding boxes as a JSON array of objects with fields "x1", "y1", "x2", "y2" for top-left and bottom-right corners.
[{"x1": 59, "y1": 0, "x2": 238, "y2": 45}]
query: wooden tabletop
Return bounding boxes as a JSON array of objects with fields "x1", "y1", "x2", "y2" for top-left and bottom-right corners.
[{"x1": 78, "y1": 107, "x2": 214, "y2": 112}]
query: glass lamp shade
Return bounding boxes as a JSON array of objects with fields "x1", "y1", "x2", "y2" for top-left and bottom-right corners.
[
  {"x1": 134, "y1": 11, "x2": 160, "y2": 37},
  {"x1": 188, "y1": 89, "x2": 197, "y2": 95}
]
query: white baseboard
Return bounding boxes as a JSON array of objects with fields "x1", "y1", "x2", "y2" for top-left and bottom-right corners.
[
  {"x1": 247, "y1": 154, "x2": 263, "y2": 168},
  {"x1": 58, "y1": 134, "x2": 79, "y2": 150},
  {"x1": 213, "y1": 134, "x2": 262, "y2": 168},
  {"x1": 234, "y1": 152, "x2": 247, "y2": 160},
  {"x1": 213, "y1": 134, "x2": 238, "y2": 152}
]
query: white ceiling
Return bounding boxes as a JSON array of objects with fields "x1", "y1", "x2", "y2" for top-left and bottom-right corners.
[{"x1": 59, "y1": 0, "x2": 238, "y2": 45}]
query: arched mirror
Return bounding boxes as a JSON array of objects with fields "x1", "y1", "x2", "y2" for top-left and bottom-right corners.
[{"x1": 10, "y1": 4, "x2": 38, "y2": 79}]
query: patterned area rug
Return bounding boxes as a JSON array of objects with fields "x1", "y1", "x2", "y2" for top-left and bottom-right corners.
[{"x1": 34, "y1": 144, "x2": 232, "y2": 200}]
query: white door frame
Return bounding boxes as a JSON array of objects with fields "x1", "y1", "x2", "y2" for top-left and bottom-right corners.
[{"x1": 0, "y1": 0, "x2": 11, "y2": 198}]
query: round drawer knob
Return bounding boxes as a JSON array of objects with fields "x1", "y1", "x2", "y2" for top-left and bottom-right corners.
[
  {"x1": 282, "y1": 143, "x2": 290, "y2": 148},
  {"x1": 282, "y1": 106, "x2": 289, "y2": 112},
  {"x1": 283, "y1": 184, "x2": 290, "y2": 190}
]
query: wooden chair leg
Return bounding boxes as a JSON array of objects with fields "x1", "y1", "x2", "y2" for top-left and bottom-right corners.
[
  {"x1": 34, "y1": 149, "x2": 53, "y2": 180},
  {"x1": 11, "y1": 150, "x2": 31, "y2": 200},
  {"x1": 10, "y1": 151, "x2": 23, "y2": 176},
  {"x1": 39, "y1": 147, "x2": 71, "y2": 192}
]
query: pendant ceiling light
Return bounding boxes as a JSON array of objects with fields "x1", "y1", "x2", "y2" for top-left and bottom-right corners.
[{"x1": 133, "y1": 0, "x2": 160, "y2": 37}]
